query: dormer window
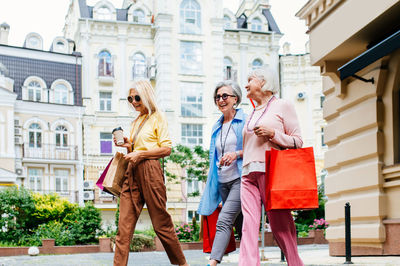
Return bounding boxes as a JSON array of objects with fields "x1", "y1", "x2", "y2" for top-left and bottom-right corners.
[
  {"x1": 56, "y1": 41, "x2": 65, "y2": 50},
  {"x1": 133, "y1": 9, "x2": 145, "y2": 23},
  {"x1": 252, "y1": 59, "x2": 263, "y2": 70},
  {"x1": 251, "y1": 18, "x2": 263, "y2": 31},
  {"x1": 97, "y1": 6, "x2": 112, "y2": 20},
  {"x1": 28, "y1": 81, "x2": 42, "y2": 102}
]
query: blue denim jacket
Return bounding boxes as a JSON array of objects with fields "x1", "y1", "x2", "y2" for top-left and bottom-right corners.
[{"x1": 197, "y1": 108, "x2": 247, "y2": 216}]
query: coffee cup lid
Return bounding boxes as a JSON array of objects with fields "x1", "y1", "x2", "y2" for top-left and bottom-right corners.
[{"x1": 112, "y1": 127, "x2": 123, "y2": 133}]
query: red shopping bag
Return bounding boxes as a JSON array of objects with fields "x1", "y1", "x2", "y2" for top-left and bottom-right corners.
[
  {"x1": 202, "y1": 206, "x2": 236, "y2": 254},
  {"x1": 265, "y1": 147, "x2": 318, "y2": 211},
  {"x1": 96, "y1": 157, "x2": 113, "y2": 191}
]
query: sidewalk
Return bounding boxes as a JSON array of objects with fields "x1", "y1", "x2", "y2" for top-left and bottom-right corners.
[{"x1": 1, "y1": 244, "x2": 399, "y2": 266}]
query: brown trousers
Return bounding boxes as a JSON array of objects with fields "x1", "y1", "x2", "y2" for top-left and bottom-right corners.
[{"x1": 113, "y1": 160, "x2": 186, "y2": 266}]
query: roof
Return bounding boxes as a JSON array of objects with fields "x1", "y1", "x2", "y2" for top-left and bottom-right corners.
[{"x1": 262, "y1": 8, "x2": 281, "y2": 34}]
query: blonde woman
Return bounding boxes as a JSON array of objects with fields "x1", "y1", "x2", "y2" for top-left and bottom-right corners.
[{"x1": 113, "y1": 80, "x2": 188, "y2": 266}]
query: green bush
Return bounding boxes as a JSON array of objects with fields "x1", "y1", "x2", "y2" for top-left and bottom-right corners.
[
  {"x1": 0, "y1": 187, "x2": 103, "y2": 246},
  {"x1": 130, "y1": 234, "x2": 155, "y2": 252}
]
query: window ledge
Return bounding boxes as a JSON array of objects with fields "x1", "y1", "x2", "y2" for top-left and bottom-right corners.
[{"x1": 98, "y1": 76, "x2": 115, "y2": 84}]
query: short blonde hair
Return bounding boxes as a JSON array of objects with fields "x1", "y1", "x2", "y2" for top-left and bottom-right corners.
[
  {"x1": 247, "y1": 66, "x2": 279, "y2": 95},
  {"x1": 129, "y1": 80, "x2": 159, "y2": 115}
]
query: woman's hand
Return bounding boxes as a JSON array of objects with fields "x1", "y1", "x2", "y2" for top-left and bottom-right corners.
[
  {"x1": 114, "y1": 136, "x2": 131, "y2": 150},
  {"x1": 124, "y1": 151, "x2": 142, "y2": 167},
  {"x1": 254, "y1": 126, "x2": 275, "y2": 140},
  {"x1": 219, "y1": 151, "x2": 237, "y2": 167}
]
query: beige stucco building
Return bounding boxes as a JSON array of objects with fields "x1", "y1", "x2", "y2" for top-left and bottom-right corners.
[
  {"x1": 63, "y1": 0, "x2": 282, "y2": 228},
  {"x1": 297, "y1": 0, "x2": 400, "y2": 255}
]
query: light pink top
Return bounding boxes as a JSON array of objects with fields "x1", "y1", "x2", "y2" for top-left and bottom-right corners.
[{"x1": 242, "y1": 97, "x2": 303, "y2": 173}]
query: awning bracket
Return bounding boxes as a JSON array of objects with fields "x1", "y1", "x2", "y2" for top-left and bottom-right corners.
[{"x1": 351, "y1": 74, "x2": 374, "y2": 84}]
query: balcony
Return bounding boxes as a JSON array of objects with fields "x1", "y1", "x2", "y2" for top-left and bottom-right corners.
[{"x1": 23, "y1": 143, "x2": 78, "y2": 161}]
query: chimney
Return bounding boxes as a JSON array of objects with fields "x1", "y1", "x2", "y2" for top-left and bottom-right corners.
[{"x1": 0, "y1": 22, "x2": 10, "y2": 45}]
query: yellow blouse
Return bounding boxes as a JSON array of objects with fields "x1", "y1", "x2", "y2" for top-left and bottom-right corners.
[{"x1": 129, "y1": 111, "x2": 172, "y2": 151}]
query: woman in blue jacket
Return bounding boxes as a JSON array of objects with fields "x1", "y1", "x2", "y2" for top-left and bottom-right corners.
[{"x1": 198, "y1": 80, "x2": 246, "y2": 266}]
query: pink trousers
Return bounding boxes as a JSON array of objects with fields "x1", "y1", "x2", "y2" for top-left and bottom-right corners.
[{"x1": 239, "y1": 172, "x2": 304, "y2": 266}]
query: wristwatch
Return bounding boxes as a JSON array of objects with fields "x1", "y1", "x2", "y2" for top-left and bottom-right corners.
[{"x1": 235, "y1": 150, "x2": 241, "y2": 159}]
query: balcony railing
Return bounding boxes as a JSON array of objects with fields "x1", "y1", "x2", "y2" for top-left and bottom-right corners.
[{"x1": 23, "y1": 143, "x2": 78, "y2": 160}]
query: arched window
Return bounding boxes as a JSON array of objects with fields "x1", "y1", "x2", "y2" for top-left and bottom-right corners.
[
  {"x1": 252, "y1": 59, "x2": 263, "y2": 70},
  {"x1": 224, "y1": 57, "x2": 233, "y2": 80},
  {"x1": 55, "y1": 125, "x2": 68, "y2": 147},
  {"x1": 54, "y1": 84, "x2": 68, "y2": 104},
  {"x1": 132, "y1": 53, "x2": 147, "y2": 79},
  {"x1": 28, "y1": 81, "x2": 42, "y2": 102},
  {"x1": 224, "y1": 15, "x2": 232, "y2": 29},
  {"x1": 29, "y1": 123, "x2": 42, "y2": 148},
  {"x1": 133, "y1": 9, "x2": 145, "y2": 23},
  {"x1": 97, "y1": 6, "x2": 112, "y2": 20},
  {"x1": 251, "y1": 18, "x2": 263, "y2": 31},
  {"x1": 98, "y1": 50, "x2": 113, "y2": 77},
  {"x1": 180, "y1": 0, "x2": 201, "y2": 34}
]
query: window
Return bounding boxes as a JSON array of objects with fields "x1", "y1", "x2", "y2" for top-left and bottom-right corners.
[
  {"x1": 321, "y1": 127, "x2": 326, "y2": 147},
  {"x1": 100, "y1": 132, "x2": 113, "y2": 154},
  {"x1": 181, "y1": 124, "x2": 203, "y2": 146},
  {"x1": 224, "y1": 15, "x2": 232, "y2": 29},
  {"x1": 54, "y1": 84, "x2": 68, "y2": 104},
  {"x1": 133, "y1": 9, "x2": 145, "y2": 23},
  {"x1": 224, "y1": 57, "x2": 233, "y2": 80},
  {"x1": 97, "y1": 6, "x2": 112, "y2": 20},
  {"x1": 188, "y1": 210, "x2": 200, "y2": 222},
  {"x1": 180, "y1": 0, "x2": 201, "y2": 34},
  {"x1": 320, "y1": 95, "x2": 325, "y2": 108},
  {"x1": 28, "y1": 81, "x2": 41, "y2": 102},
  {"x1": 55, "y1": 169, "x2": 69, "y2": 193},
  {"x1": 181, "y1": 82, "x2": 202, "y2": 117},
  {"x1": 251, "y1": 18, "x2": 263, "y2": 31},
  {"x1": 187, "y1": 179, "x2": 201, "y2": 195},
  {"x1": 98, "y1": 50, "x2": 113, "y2": 77},
  {"x1": 133, "y1": 53, "x2": 147, "y2": 79},
  {"x1": 56, "y1": 41, "x2": 65, "y2": 50},
  {"x1": 55, "y1": 125, "x2": 68, "y2": 147},
  {"x1": 29, "y1": 123, "x2": 42, "y2": 148},
  {"x1": 99, "y1": 92, "x2": 112, "y2": 111},
  {"x1": 28, "y1": 168, "x2": 43, "y2": 192},
  {"x1": 180, "y1": 41, "x2": 202, "y2": 74},
  {"x1": 252, "y1": 59, "x2": 263, "y2": 70}
]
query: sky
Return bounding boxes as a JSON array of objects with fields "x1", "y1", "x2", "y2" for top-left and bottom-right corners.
[{"x1": 0, "y1": 0, "x2": 309, "y2": 54}]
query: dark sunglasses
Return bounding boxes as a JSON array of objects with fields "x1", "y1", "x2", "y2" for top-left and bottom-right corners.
[
  {"x1": 127, "y1": 95, "x2": 141, "y2": 103},
  {"x1": 214, "y1": 93, "x2": 236, "y2": 101}
]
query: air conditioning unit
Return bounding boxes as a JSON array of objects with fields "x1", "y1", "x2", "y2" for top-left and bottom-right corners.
[
  {"x1": 83, "y1": 190, "x2": 94, "y2": 201},
  {"x1": 15, "y1": 168, "x2": 23, "y2": 176},
  {"x1": 297, "y1": 92, "x2": 306, "y2": 101},
  {"x1": 83, "y1": 180, "x2": 94, "y2": 190},
  {"x1": 14, "y1": 136, "x2": 23, "y2": 145}
]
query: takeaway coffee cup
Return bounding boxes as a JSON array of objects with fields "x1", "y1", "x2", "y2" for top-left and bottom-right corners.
[{"x1": 112, "y1": 127, "x2": 124, "y2": 145}]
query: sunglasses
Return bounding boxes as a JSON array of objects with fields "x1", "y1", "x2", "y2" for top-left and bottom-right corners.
[
  {"x1": 127, "y1": 95, "x2": 141, "y2": 103},
  {"x1": 214, "y1": 93, "x2": 236, "y2": 101}
]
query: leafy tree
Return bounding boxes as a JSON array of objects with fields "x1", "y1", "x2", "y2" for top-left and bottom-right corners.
[{"x1": 164, "y1": 144, "x2": 209, "y2": 197}]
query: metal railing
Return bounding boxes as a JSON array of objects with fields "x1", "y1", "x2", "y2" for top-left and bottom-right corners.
[{"x1": 23, "y1": 143, "x2": 78, "y2": 160}]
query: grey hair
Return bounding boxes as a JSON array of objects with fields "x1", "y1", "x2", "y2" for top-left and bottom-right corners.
[
  {"x1": 213, "y1": 80, "x2": 242, "y2": 107},
  {"x1": 247, "y1": 66, "x2": 279, "y2": 95}
]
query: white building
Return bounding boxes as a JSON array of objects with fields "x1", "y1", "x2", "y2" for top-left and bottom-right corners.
[
  {"x1": 0, "y1": 23, "x2": 85, "y2": 204},
  {"x1": 63, "y1": 0, "x2": 282, "y2": 228}
]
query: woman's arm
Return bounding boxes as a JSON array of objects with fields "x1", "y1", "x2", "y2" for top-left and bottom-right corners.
[{"x1": 124, "y1": 147, "x2": 171, "y2": 166}]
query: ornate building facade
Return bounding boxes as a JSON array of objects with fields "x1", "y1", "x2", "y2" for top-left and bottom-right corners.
[{"x1": 0, "y1": 24, "x2": 85, "y2": 204}]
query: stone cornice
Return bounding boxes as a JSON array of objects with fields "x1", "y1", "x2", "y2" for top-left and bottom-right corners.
[{"x1": 296, "y1": 0, "x2": 344, "y2": 30}]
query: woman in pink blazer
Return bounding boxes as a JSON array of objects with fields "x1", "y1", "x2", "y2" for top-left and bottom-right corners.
[{"x1": 239, "y1": 66, "x2": 304, "y2": 266}]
